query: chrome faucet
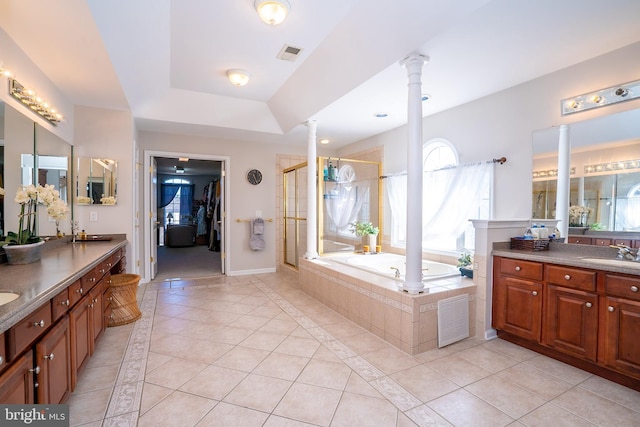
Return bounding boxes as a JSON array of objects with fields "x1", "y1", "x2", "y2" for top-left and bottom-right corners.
[
  {"x1": 390, "y1": 267, "x2": 401, "y2": 278},
  {"x1": 611, "y1": 245, "x2": 640, "y2": 262}
]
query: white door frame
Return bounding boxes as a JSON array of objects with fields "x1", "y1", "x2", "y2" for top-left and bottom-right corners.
[{"x1": 143, "y1": 150, "x2": 230, "y2": 283}]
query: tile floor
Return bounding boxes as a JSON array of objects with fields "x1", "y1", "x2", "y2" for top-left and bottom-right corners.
[{"x1": 68, "y1": 272, "x2": 640, "y2": 426}]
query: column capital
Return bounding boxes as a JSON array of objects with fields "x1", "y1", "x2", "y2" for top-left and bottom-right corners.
[
  {"x1": 304, "y1": 119, "x2": 318, "y2": 128},
  {"x1": 400, "y1": 53, "x2": 430, "y2": 68}
]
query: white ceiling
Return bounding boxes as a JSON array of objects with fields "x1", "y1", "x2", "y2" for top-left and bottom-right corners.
[{"x1": 1, "y1": 0, "x2": 640, "y2": 149}]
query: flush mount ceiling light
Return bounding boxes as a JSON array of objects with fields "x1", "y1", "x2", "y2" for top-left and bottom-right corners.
[
  {"x1": 226, "y1": 69, "x2": 251, "y2": 86},
  {"x1": 255, "y1": 0, "x2": 290, "y2": 26},
  {"x1": 318, "y1": 138, "x2": 330, "y2": 145},
  {"x1": 561, "y1": 78, "x2": 640, "y2": 115}
]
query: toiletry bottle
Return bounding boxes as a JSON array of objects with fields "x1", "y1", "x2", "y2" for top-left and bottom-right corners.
[
  {"x1": 523, "y1": 228, "x2": 534, "y2": 240},
  {"x1": 328, "y1": 161, "x2": 335, "y2": 181},
  {"x1": 79, "y1": 229, "x2": 87, "y2": 240},
  {"x1": 323, "y1": 162, "x2": 328, "y2": 181},
  {"x1": 539, "y1": 224, "x2": 548, "y2": 238},
  {"x1": 531, "y1": 224, "x2": 539, "y2": 239}
]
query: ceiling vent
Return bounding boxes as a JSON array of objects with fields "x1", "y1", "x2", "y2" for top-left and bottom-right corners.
[{"x1": 277, "y1": 44, "x2": 303, "y2": 62}]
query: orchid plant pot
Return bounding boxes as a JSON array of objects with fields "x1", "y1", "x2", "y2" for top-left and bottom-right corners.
[{"x1": 3, "y1": 240, "x2": 45, "y2": 265}]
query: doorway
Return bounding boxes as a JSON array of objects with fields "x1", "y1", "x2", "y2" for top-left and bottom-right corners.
[{"x1": 143, "y1": 150, "x2": 230, "y2": 282}]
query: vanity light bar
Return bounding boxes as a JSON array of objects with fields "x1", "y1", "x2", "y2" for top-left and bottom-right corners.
[
  {"x1": 584, "y1": 159, "x2": 640, "y2": 174},
  {"x1": 561, "y1": 78, "x2": 640, "y2": 115},
  {"x1": 532, "y1": 167, "x2": 575, "y2": 179},
  {"x1": 8, "y1": 78, "x2": 63, "y2": 125}
]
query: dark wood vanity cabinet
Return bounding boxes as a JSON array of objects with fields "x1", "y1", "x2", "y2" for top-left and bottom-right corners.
[
  {"x1": 601, "y1": 274, "x2": 640, "y2": 378},
  {"x1": 36, "y1": 317, "x2": 72, "y2": 404},
  {"x1": 492, "y1": 257, "x2": 543, "y2": 342},
  {"x1": 493, "y1": 256, "x2": 640, "y2": 390},
  {"x1": 0, "y1": 245, "x2": 127, "y2": 404}
]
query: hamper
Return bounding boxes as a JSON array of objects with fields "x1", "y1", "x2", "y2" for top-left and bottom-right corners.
[{"x1": 108, "y1": 274, "x2": 141, "y2": 326}]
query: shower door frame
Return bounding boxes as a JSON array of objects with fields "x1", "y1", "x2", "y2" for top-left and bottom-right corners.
[{"x1": 283, "y1": 162, "x2": 308, "y2": 268}]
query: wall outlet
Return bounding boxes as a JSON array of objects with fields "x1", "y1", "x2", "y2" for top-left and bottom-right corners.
[
  {"x1": 90, "y1": 211, "x2": 98, "y2": 222},
  {"x1": 256, "y1": 210, "x2": 262, "y2": 218}
]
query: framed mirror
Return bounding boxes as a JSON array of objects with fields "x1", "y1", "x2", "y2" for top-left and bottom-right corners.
[
  {"x1": 532, "y1": 109, "x2": 640, "y2": 231},
  {"x1": 76, "y1": 157, "x2": 118, "y2": 205}
]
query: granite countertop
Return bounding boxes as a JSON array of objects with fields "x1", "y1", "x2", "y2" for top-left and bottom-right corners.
[
  {"x1": 0, "y1": 236, "x2": 127, "y2": 334},
  {"x1": 493, "y1": 241, "x2": 640, "y2": 276}
]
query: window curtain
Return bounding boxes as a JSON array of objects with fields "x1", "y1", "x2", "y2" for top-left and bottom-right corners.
[
  {"x1": 159, "y1": 184, "x2": 195, "y2": 220},
  {"x1": 180, "y1": 185, "x2": 194, "y2": 220},
  {"x1": 325, "y1": 171, "x2": 367, "y2": 231},
  {"x1": 422, "y1": 161, "x2": 493, "y2": 244},
  {"x1": 386, "y1": 174, "x2": 407, "y2": 244},
  {"x1": 159, "y1": 184, "x2": 180, "y2": 209}
]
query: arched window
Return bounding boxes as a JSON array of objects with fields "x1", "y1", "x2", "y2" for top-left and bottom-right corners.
[{"x1": 423, "y1": 139, "x2": 458, "y2": 171}]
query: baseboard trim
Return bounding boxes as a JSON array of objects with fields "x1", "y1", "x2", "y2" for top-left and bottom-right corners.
[{"x1": 228, "y1": 267, "x2": 277, "y2": 276}]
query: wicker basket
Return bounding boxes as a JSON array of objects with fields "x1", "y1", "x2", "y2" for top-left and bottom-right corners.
[
  {"x1": 108, "y1": 274, "x2": 141, "y2": 327},
  {"x1": 510, "y1": 237, "x2": 551, "y2": 251}
]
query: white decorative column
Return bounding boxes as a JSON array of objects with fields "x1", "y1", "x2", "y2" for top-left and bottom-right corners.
[
  {"x1": 556, "y1": 124, "x2": 571, "y2": 239},
  {"x1": 400, "y1": 53, "x2": 429, "y2": 294},
  {"x1": 304, "y1": 120, "x2": 319, "y2": 259}
]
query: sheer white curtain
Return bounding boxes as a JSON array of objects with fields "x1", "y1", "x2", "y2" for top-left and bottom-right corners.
[
  {"x1": 616, "y1": 198, "x2": 640, "y2": 231},
  {"x1": 325, "y1": 165, "x2": 367, "y2": 231},
  {"x1": 386, "y1": 174, "x2": 407, "y2": 244},
  {"x1": 422, "y1": 161, "x2": 493, "y2": 244}
]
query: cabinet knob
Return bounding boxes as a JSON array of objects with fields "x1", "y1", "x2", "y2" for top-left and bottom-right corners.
[
  {"x1": 44, "y1": 353, "x2": 54, "y2": 360},
  {"x1": 532, "y1": 291, "x2": 538, "y2": 296},
  {"x1": 76, "y1": 288, "x2": 84, "y2": 294},
  {"x1": 29, "y1": 366, "x2": 40, "y2": 375},
  {"x1": 608, "y1": 306, "x2": 615, "y2": 312},
  {"x1": 33, "y1": 320, "x2": 45, "y2": 328},
  {"x1": 0, "y1": 355, "x2": 3, "y2": 365},
  {"x1": 515, "y1": 266, "x2": 521, "y2": 271},
  {"x1": 564, "y1": 274, "x2": 571, "y2": 280},
  {"x1": 62, "y1": 299, "x2": 70, "y2": 306},
  {"x1": 99, "y1": 268, "x2": 105, "y2": 274},
  {"x1": 631, "y1": 286, "x2": 638, "y2": 293},
  {"x1": 91, "y1": 277, "x2": 96, "y2": 283},
  {"x1": 585, "y1": 302, "x2": 592, "y2": 308}
]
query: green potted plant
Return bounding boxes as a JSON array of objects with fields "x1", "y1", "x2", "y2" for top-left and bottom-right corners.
[
  {"x1": 457, "y1": 252, "x2": 474, "y2": 279},
  {"x1": 350, "y1": 221, "x2": 379, "y2": 252}
]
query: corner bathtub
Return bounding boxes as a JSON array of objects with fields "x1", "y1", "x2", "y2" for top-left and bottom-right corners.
[{"x1": 331, "y1": 253, "x2": 459, "y2": 281}]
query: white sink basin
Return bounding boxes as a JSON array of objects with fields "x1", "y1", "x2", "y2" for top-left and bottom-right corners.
[
  {"x1": 0, "y1": 292, "x2": 20, "y2": 306},
  {"x1": 580, "y1": 258, "x2": 640, "y2": 269}
]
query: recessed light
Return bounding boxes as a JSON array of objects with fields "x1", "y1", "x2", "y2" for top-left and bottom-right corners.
[
  {"x1": 178, "y1": 157, "x2": 189, "y2": 162},
  {"x1": 421, "y1": 94, "x2": 431, "y2": 101},
  {"x1": 373, "y1": 112, "x2": 389, "y2": 118},
  {"x1": 319, "y1": 138, "x2": 330, "y2": 145}
]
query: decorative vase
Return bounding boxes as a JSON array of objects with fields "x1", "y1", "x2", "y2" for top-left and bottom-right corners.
[
  {"x1": 3, "y1": 240, "x2": 46, "y2": 265},
  {"x1": 368, "y1": 233, "x2": 377, "y2": 251}
]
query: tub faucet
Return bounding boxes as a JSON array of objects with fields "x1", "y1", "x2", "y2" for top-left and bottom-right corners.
[{"x1": 390, "y1": 267, "x2": 401, "y2": 278}]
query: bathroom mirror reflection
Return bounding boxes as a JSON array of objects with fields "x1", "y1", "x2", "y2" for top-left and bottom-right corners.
[
  {"x1": 76, "y1": 157, "x2": 118, "y2": 205},
  {"x1": 532, "y1": 109, "x2": 640, "y2": 231}
]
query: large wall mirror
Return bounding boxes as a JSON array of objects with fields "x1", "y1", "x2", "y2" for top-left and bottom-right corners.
[
  {"x1": 1, "y1": 101, "x2": 72, "y2": 238},
  {"x1": 532, "y1": 109, "x2": 640, "y2": 232},
  {"x1": 76, "y1": 157, "x2": 118, "y2": 205}
]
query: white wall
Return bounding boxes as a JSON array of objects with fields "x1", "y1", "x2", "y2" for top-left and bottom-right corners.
[
  {"x1": 339, "y1": 42, "x2": 640, "y2": 222},
  {"x1": 73, "y1": 106, "x2": 135, "y2": 259},
  {"x1": 137, "y1": 131, "x2": 307, "y2": 275}
]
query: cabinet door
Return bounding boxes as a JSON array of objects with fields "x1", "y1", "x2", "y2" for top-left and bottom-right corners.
[
  {"x1": 544, "y1": 285, "x2": 598, "y2": 362},
  {"x1": 36, "y1": 316, "x2": 72, "y2": 404},
  {"x1": 69, "y1": 295, "x2": 91, "y2": 391},
  {"x1": 494, "y1": 276, "x2": 543, "y2": 341},
  {"x1": 89, "y1": 281, "x2": 105, "y2": 347},
  {"x1": 0, "y1": 351, "x2": 35, "y2": 404},
  {"x1": 603, "y1": 297, "x2": 640, "y2": 379}
]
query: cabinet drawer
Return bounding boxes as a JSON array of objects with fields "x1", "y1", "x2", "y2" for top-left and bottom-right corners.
[
  {"x1": 499, "y1": 258, "x2": 543, "y2": 281},
  {"x1": 81, "y1": 267, "x2": 100, "y2": 291},
  {"x1": 605, "y1": 274, "x2": 640, "y2": 302},
  {"x1": 51, "y1": 288, "x2": 70, "y2": 322},
  {"x1": 546, "y1": 265, "x2": 597, "y2": 292},
  {"x1": 568, "y1": 237, "x2": 592, "y2": 245},
  {"x1": 7, "y1": 303, "x2": 53, "y2": 360},
  {"x1": 68, "y1": 280, "x2": 85, "y2": 307},
  {"x1": 593, "y1": 238, "x2": 612, "y2": 246},
  {"x1": 613, "y1": 239, "x2": 632, "y2": 247}
]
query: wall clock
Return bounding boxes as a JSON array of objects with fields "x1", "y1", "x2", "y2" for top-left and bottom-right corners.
[{"x1": 247, "y1": 169, "x2": 263, "y2": 185}]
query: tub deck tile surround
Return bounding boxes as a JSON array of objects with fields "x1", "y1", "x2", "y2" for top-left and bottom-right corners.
[{"x1": 299, "y1": 257, "x2": 476, "y2": 355}]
